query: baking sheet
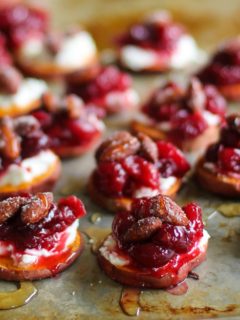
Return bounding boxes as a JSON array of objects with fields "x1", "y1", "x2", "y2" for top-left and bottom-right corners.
[{"x1": 1, "y1": 1, "x2": 240, "y2": 319}]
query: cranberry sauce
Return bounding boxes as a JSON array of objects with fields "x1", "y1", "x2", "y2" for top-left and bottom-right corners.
[
  {"x1": 205, "y1": 114, "x2": 240, "y2": 175},
  {"x1": 0, "y1": 3, "x2": 49, "y2": 49},
  {"x1": 198, "y1": 39, "x2": 240, "y2": 86},
  {"x1": 66, "y1": 66, "x2": 133, "y2": 115},
  {"x1": 32, "y1": 108, "x2": 100, "y2": 150},
  {"x1": 143, "y1": 79, "x2": 226, "y2": 139},
  {"x1": 94, "y1": 140, "x2": 189, "y2": 198},
  {"x1": 116, "y1": 17, "x2": 184, "y2": 52},
  {"x1": 112, "y1": 197, "x2": 204, "y2": 269},
  {"x1": 0, "y1": 195, "x2": 86, "y2": 251}
]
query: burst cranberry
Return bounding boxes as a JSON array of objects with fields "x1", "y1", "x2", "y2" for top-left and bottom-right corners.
[
  {"x1": 21, "y1": 131, "x2": 49, "y2": 158},
  {"x1": 204, "y1": 85, "x2": 226, "y2": 116},
  {"x1": 95, "y1": 161, "x2": 127, "y2": 197},
  {"x1": 68, "y1": 66, "x2": 132, "y2": 103},
  {"x1": 32, "y1": 110, "x2": 53, "y2": 128},
  {"x1": 220, "y1": 128, "x2": 240, "y2": 148},
  {"x1": 156, "y1": 141, "x2": 190, "y2": 177},
  {"x1": 171, "y1": 111, "x2": 208, "y2": 139},
  {"x1": 218, "y1": 148, "x2": 240, "y2": 173},
  {"x1": 128, "y1": 243, "x2": 175, "y2": 268},
  {"x1": 121, "y1": 155, "x2": 159, "y2": 188},
  {"x1": 112, "y1": 210, "x2": 135, "y2": 247},
  {"x1": 58, "y1": 195, "x2": 86, "y2": 219},
  {"x1": 182, "y1": 202, "x2": 203, "y2": 236},
  {"x1": 205, "y1": 143, "x2": 222, "y2": 163},
  {"x1": 152, "y1": 224, "x2": 192, "y2": 253}
]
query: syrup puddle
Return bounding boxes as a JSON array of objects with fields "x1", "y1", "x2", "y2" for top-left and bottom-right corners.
[
  {"x1": 84, "y1": 227, "x2": 110, "y2": 253},
  {"x1": 166, "y1": 281, "x2": 188, "y2": 296},
  {"x1": 120, "y1": 287, "x2": 141, "y2": 316},
  {"x1": 217, "y1": 203, "x2": 240, "y2": 217},
  {"x1": 89, "y1": 213, "x2": 102, "y2": 224},
  {"x1": 0, "y1": 282, "x2": 37, "y2": 310}
]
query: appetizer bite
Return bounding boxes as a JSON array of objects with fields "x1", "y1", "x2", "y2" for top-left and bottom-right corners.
[
  {"x1": 32, "y1": 93, "x2": 104, "y2": 158},
  {"x1": 15, "y1": 28, "x2": 98, "y2": 79},
  {"x1": 116, "y1": 11, "x2": 204, "y2": 72},
  {"x1": 66, "y1": 65, "x2": 139, "y2": 118},
  {"x1": 0, "y1": 116, "x2": 61, "y2": 198},
  {"x1": 98, "y1": 194, "x2": 209, "y2": 288},
  {"x1": 132, "y1": 77, "x2": 226, "y2": 153},
  {"x1": 198, "y1": 38, "x2": 240, "y2": 101},
  {"x1": 196, "y1": 114, "x2": 240, "y2": 197},
  {"x1": 0, "y1": 2, "x2": 49, "y2": 51},
  {"x1": 0, "y1": 192, "x2": 85, "y2": 280},
  {"x1": 0, "y1": 64, "x2": 47, "y2": 118},
  {"x1": 89, "y1": 131, "x2": 190, "y2": 212}
]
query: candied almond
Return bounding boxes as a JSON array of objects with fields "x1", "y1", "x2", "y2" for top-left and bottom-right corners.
[
  {"x1": 123, "y1": 216, "x2": 162, "y2": 242},
  {"x1": 96, "y1": 131, "x2": 140, "y2": 162},
  {"x1": 0, "y1": 117, "x2": 20, "y2": 159},
  {"x1": 42, "y1": 92, "x2": 60, "y2": 113},
  {"x1": 186, "y1": 78, "x2": 206, "y2": 112},
  {"x1": 65, "y1": 94, "x2": 84, "y2": 119},
  {"x1": 137, "y1": 132, "x2": 158, "y2": 163},
  {"x1": 21, "y1": 192, "x2": 53, "y2": 224},
  {"x1": 0, "y1": 197, "x2": 27, "y2": 223}
]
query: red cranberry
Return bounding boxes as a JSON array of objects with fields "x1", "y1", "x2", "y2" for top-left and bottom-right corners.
[
  {"x1": 156, "y1": 141, "x2": 190, "y2": 177},
  {"x1": 218, "y1": 148, "x2": 240, "y2": 173},
  {"x1": 182, "y1": 202, "x2": 203, "y2": 237},
  {"x1": 171, "y1": 111, "x2": 208, "y2": 139},
  {"x1": 204, "y1": 85, "x2": 226, "y2": 116},
  {"x1": 205, "y1": 143, "x2": 222, "y2": 163},
  {"x1": 128, "y1": 243, "x2": 175, "y2": 268},
  {"x1": 32, "y1": 110, "x2": 53, "y2": 128},
  {"x1": 112, "y1": 210, "x2": 135, "y2": 247},
  {"x1": 95, "y1": 161, "x2": 127, "y2": 197},
  {"x1": 21, "y1": 131, "x2": 49, "y2": 158},
  {"x1": 121, "y1": 155, "x2": 159, "y2": 189},
  {"x1": 152, "y1": 223, "x2": 193, "y2": 253}
]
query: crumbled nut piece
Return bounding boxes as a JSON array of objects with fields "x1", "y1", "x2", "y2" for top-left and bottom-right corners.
[
  {"x1": 137, "y1": 132, "x2": 158, "y2": 163},
  {"x1": 147, "y1": 195, "x2": 189, "y2": 226},
  {"x1": 0, "y1": 65, "x2": 22, "y2": 94},
  {"x1": 0, "y1": 117, "x2": 20, "y2": 159},
  {"x1": 14, "y1": 116, "x2": 40, "y2": 136},
  {"x1": 21, "y1": 192, "x2": 53, "y2": 224},
  {"x1": 65, "y1": 94, "x2": 84, "y2": 119},
  {"x1": 123, "y1": 216, "x2": 162, "y2": 242},
  {"x1": 186, "y1": 78, "x2": 206, "y2": 112},
  {"x1": 0, "y1": 197, "x2": 27, "y2": 223},
  {"x1": 96, "y1": 131, "x2": 140, "y2": 162}
]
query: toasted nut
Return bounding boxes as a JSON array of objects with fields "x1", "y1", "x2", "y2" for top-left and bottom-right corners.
[
  {"x1": 21, "y1": 192, "x2": 53, "y2": 224},
  {"x1": 0, "y1": 65, "x2": 22, "y2": 94},
  {"x1": 0, "y1": 197, "x2": 27, "y2": 223},
  {"x1": 148, "y1": 195, "x2": 189, "y2": 226},
  {"x1": 186, "y1": 78, "x2": 206, "y2": 112},
  {"x1": 96, "y1": 131, "x2": 140, "y2": 162},
  {"x1": 14, "y1": 116, "x2": 40, "y2": 136},
  {"x1": 45, "y1": 31, "x2": 63, "y2": 54},
  {"x1": 65, "y1": 94, "x2": 84, "y2": 119},
  {"x1": 137, "y1": 132, "x2": 158, "y2": 163},
  {"x1": 42, "y1": 92, "x2": 60, "y2": 113},
  {"x1": 0, "y1": 117, "x2": 20, "y2": 159},
  {"x1": 123, "y1": 216, "x2": 162, "y2": 242}
]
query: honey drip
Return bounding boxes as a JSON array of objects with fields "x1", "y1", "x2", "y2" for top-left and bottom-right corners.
[
  {"x1": 84, "y1": 227, "x2": 110, "y2": 253},
  {"x1": 120, "y1": 287, "x2": 141, "y2": 316},
  {"x1": 166, "y1": 281, "x2": 188, "y2": 296},
  {"x1": 0, "y1": 281, "x2": 37, "y2": 310},
  {"x1": 218, "y1": 203, "x2": 240, "y2": 217}
]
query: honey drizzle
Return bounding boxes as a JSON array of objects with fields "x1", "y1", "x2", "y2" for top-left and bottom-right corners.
[
  {"x1": 217, "y1": 203, "x2": 240, "y2": 217},
  {"x1": 0, "y1": 282, "x2": 37, "y2": 310},
  {"x1": 84, "y1": 227, "x2": 110, "y2": 253},
  {"x1": 120, "y1": 287, "x2": 141, "y2": 316}
]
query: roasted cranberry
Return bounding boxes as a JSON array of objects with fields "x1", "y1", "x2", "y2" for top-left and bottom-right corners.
[
  {"x1": 32, "y1": 110, "x2": 53, "y2": 128},
  {"x1": 205, "y1": 143, "x2": 222, "y2": 163},
  {"x1": 204, "y1": 85, "x2": 226, "y2": 116},
  {"x1": 226, "y1": 114, "x2": 240, "y2": 134},
  {"x1": 156, "y1": 141, "x2": 190, "y2": 177},
  {"x1": 58, "y1": 195, "x2": 86, "y2": 218},
  {"x1": 95, "y1": 161, "x2": 127, "y2": 197},
  {"x1": 112, "y1": 210, "x2": 135, "y2": 247},
  {"x1": 67, "y1": 66, "x2": 132, "y2": 103},
  {"x1": 128, "y1": 243, "x2": 175, "y2": 268},
  {"x1": 21, "y1": 131, "x2": 49, "y2": 158},
  {"x1": 171, "y1": 111, "x2": 208, "y2": 139},
  {"x1": 121, "y1": 155, "x2": 159, "y2": 188},
  {"x1": 218, "y1": 148, "x2": 240, "y2": 173},
  {"x1": 152, "y1": 223, "x2": 192, "y2": 253},
  {"x1": 221, "y1": 128, "x2": 240, "y2": 148},
  {"x1": 183, "y1": 202, "x2": 203, "y2": 237}
]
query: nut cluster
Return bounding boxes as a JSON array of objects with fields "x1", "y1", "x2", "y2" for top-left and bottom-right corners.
[
  {"x1": 122, "y1": 194, "x2": 189, "y2": 243},
  {"x1": 42, "y1": 92, "x2": 85, "y2": 119},
  {"x1": 96, "y1": 131, "x2": 158, "y2": 164},
  {"x1": 0, "y1": 192, "x2": 53, "y2": 224}
]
